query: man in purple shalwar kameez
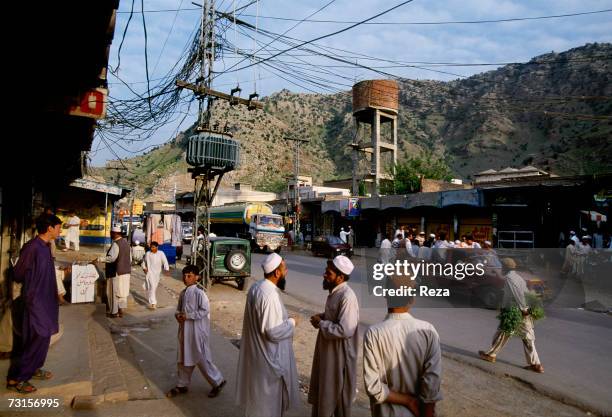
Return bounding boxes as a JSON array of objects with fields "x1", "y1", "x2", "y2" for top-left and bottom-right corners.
[{"x1": 6, "y1": 214, "x2": 61, "y2": 393}]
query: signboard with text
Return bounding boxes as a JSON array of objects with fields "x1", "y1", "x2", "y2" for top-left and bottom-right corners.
[{"x1": 71, "y1": 264, "x2": 99, "y2": 303}]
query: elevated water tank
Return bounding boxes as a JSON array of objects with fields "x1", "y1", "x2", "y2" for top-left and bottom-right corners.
[
  {"x1": 352, "y1": 79, "x2": 399, "y2": 115},
  {"x1": 186, "y1": 132, "x2": 240, "y2": 170}
]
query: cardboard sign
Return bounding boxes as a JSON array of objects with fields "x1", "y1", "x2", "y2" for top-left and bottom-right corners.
[{"x1": 71, "y1": 264, "x2": 99, "y2": 303}]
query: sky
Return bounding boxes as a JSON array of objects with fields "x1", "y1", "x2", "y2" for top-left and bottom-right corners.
[{"x1": 90, "y1": 0, "x2": 612, "y2": 166}]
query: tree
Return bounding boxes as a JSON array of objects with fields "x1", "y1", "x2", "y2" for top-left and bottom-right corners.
[{"x1": 381, "y1": 151, "x2": 453, "y2": 194}]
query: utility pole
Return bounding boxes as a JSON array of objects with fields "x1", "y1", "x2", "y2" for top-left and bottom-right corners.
[
  {"x1": 178, "y1": 0, "x2": 262, "y2": 289},
  {"x1": 284, "y1": 137, "x2": 309, "y2": 243},
  {"x1": 105, "y1": 164, "x2": 128, "y2": 232}
]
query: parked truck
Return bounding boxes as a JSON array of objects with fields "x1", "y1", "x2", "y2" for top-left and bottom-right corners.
[{"x1": 209, "y1": 202, "x2": 286, "y2": 253}]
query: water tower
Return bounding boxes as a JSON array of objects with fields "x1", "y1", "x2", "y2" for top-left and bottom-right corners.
[{"x1": 351, "y1": 80, "x2": 399, "y2": 196}]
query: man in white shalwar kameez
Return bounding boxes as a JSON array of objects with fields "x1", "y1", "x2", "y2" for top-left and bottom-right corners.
[
  {"x1": 378, "y1": 234, "x2": 393, "y2": 264},
  {"x1": 479, "y1": 257, "x2": 544, "y2": 373},
  {"x1": 363, "y1": 276, "x2": 442, "y2": 417},
  {"x1": 235, "y1": 253, "x2": 300, "y2": 417},
  {"x1": 142, "y1": 241, "x2": 169, "y2": 309},
  {"x1": 167, "y1": 265, "x2": 225, "y2": 398},
  {"x1": 64, "y1": 211, "x2": 80, "y2": 251},
  {"x1": 309, "y1": 256, "x2": 359, "y2": 417},
  {"x1": 99, "y1": 227, "x2": 131, "y2": 318}
]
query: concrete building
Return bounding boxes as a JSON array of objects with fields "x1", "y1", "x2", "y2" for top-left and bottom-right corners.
[{"x1": 473, "y1": 166, "x2": 552, "y2": 184}]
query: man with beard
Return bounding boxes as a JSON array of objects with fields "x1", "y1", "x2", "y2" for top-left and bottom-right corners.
[
  {"x1": 235, "y1": 253, "x2": 300, "y2": 417},
  {"x1": 309, "y1": 255, "x2": 359, "y2": 417},
  {"x1": 99, "y1": 226, "x2": 131, "y2": 318}
]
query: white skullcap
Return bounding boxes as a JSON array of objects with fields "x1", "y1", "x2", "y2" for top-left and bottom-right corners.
[
  {"x1": 484, "y1": 240, "x2": 492, "y2": 245},
  {"x1": 262, "y1": 253, "x2": 283, "y2": 274},
  {"x1": 429, "y1": 233, "x2": 436, "y2": 238},
  {"x1": 111, "y1": 226, "x2": 122, "y2": 233},
  {"x1": 569, "y1": 230, "x2": 576, "y2": 235},
  {"x1": 419, "y1": 231, "x2": 425, "y2": 235},
  {"x1": 134, "y1": 240, "x2": 140, "y2": 245},
  {"x1": 455, "y1": 240, "x2": 461, "y2": 245},
  {"x1": 332, "y1": 255, "x2": 354, "y2": 276},
  {"x1": 582, "y1": 235, "x2": 591, "y2": 240}
]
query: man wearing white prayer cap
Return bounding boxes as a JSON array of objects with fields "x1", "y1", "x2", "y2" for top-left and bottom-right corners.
[
  {"x1": 261, "y1": 252, "x2": 283, "y2": 275},
  {"x1": 99, "y1": 225, "x2": 131, "y2": 317},
  {"x1": 236, "y1": 253, "x2": 300, "y2": 417},
  {"x1": 309, "y1": 255, "x2": 359, "y2": 417}
]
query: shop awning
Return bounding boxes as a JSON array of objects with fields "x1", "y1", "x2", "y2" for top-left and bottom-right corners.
[
  {"x1": 440, "y1": 189, "x2": 482, "y2": 207},
  {"x1": 381, "y1": 195, "x2": 407, "y2": 210},
  {"x1": 359, "y1": 197, "x2": 380, "y2": 210},
  {"x1": 581, "y1": 210, "x2": 607, "y2": 222},
  {"x1": 322, "y1": 200, "x2": 341, "y2": 213},
  {"x1": 406, "y1": 192, "x2": 440, "y2": 209}
]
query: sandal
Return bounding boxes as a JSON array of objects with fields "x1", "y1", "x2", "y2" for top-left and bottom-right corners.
[
  {"x1": 208, "y1": 380, "x2": 226, "y2": 398},
  {"x1": 478, "y1": 350, "x2": 496, "y2": 363},
  {"x1": 524, "y1": 364, "x2": 544, "y2": 373},
  {"x1": 166, "y1": 386, "x2": 188, "y2": 398},
  {"x1": 7, "y1": 381, "x2": 37, "y2": 394},
  {"x1": 32, "y1": 368, "x2": 53, "y2": 380}
]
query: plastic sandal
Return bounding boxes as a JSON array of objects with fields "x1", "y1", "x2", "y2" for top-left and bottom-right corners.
[
  {"x1": 8, "y1": 381, "x2": 37, "y2": 394},
  {"x1": 32, "y1": 369, "x2": 53, "y2": 380}
]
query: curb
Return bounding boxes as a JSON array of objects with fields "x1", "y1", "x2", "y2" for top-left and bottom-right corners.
[
  {"x1": 442, "y1": 349, "x2": 608, "y2": 416},
  {"x1": 89, "y1": 304, "x2": 130, "y2": 404}
]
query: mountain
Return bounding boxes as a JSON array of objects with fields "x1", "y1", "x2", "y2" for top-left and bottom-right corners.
[{"x1": 95, "y1": 43, "x2": 612, "y2": 199}]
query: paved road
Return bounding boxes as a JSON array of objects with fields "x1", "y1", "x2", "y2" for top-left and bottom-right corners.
[{"x1": 252, "y1": 251, "x2": 612, "y2": 415}]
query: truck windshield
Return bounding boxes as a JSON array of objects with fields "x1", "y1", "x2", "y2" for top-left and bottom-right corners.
[{"x1": 258, "y1": 216, "x2": 282, "y2": 226}]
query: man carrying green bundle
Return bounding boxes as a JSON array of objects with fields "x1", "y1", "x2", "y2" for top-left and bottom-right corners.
[{"x1": 478, "y1": 257, "x2": 545, "y2": 373}]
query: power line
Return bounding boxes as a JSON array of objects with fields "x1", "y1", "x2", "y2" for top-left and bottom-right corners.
[
  {"x1": 239, "y1": 8, "x2": 612, "y2": 25},
  {"x1": 152, "y1": 0, "x2": 185, "y2": 76},
  {"x1": 115, "y1": 7, "x2": 612, "y2": 26},
  {"x1": 114, "y1": 0, "x2": 136, "y2": 73},
  {"x1": 224, "y1": 0, "x2": 339, "y2": 78},
  {"x1": 218, "y1": 0, "x2": 416, "y2": 74},
  {"x1": 140, "y1": 0, "x2": 153, "y2": 116}
]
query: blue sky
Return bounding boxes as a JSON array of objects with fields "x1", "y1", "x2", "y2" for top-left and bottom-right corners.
[{"x1": 90, "y1": 0, "x2": 612, "y2": 165}]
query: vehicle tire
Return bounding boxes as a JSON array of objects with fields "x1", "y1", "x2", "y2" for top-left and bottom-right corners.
[
  {"x1": 236, "y1": 278, "x2": 245, "y2": 291},
  {"x1": 225, "y1": 250, "x2": 248, "y2": 273}
]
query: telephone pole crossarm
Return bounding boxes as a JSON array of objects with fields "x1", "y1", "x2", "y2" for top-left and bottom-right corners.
[{"x1": 176, "y1": 80, "x2": 263, "y2": 110}]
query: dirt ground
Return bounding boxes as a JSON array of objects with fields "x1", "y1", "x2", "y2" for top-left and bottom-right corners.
[{"x1": 157, "y1": 272, "x2": 591, "y2": 417}]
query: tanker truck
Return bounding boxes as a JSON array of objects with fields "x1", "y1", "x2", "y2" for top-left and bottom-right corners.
[{"x1": 209, "y1": 202, "x2": 286, "y2": 253}]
